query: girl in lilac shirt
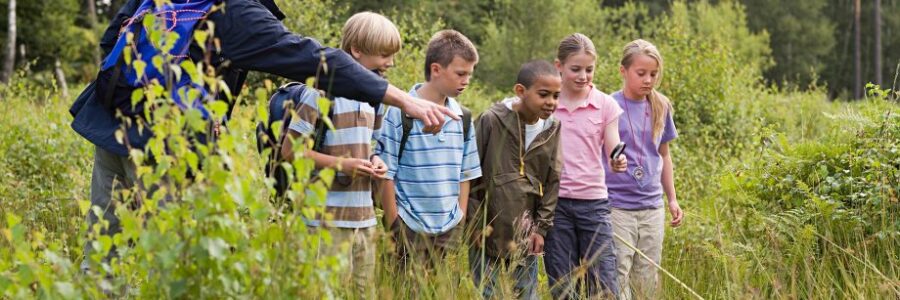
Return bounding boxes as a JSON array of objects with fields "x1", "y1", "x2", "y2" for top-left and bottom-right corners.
[{"x1": 605, "y1": 39, "x2": 684, "y2": 300}]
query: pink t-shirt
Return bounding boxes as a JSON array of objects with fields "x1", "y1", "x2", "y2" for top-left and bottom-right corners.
[{"x1": 554, "y1": 86, "x2": 623, "y2": 200}]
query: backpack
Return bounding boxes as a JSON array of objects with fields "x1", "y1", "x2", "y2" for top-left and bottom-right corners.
[
  {"x1": 256, "y1": 82, "x2": 320, "y2": 197},
  {"x1": 96, "y1": 0, "x2": 217, "y2": 118},
  {"x1": 257, "y1": 83, "x2": 383, "y2": 197},
  {"x1": 396, "y1": 107, "x2": 472, "y2": 162}
]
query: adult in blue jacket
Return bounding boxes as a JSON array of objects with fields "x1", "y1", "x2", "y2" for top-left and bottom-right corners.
[{"x1": 73, "y1": 0, "x2": 454, "y2": 272}]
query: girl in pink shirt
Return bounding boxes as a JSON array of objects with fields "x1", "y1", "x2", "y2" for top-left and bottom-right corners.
[{"x1": 544, "y1": 33, "x2": 628, "y2": 299}]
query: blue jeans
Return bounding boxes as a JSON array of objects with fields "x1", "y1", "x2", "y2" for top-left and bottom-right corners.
[
  {"x1": 544, "y1": 198, "x2": 619, "y2": 299},
  {"x1": 469, "y1": 248, "x2": 538, "y2": 300}
]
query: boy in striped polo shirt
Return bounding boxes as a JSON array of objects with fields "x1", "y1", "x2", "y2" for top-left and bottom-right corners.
[
  {"x1": 378, "y1": 30, "x2": 482, "y2": 268},
  {"x1": 280, "y1": 12, "x2": 400, "y2": 299}
]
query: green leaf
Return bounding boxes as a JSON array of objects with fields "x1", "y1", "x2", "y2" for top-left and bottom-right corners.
[
  {"x1": 170, "y1": 63, "x2": 182, "y2": 83},
  {"x1": 98, "y1": 235, "x2": 113, "y2": 254},
  {"x1": 316, "y1": 97, "x2": 335, "y2": 131},
  {"x1": 185, "y1": 109, "x2": 206, "y2": 132},
  {"x1": 181, "y1": 61, "x2": 202, "y2": 86},
  {"x1": 272, "y1": 120, "x2": 283, "y2": 142},
  {"x1": 142, "y1": 14, "x2": 156, "y2": 34},
  {"x1": 194, "y1": 30, "x2": 209, "y2": 52},
  {"x1": 186, "y1": 151, "x2": 199, "y2": 173},
  {"x1": 256, "y1": 88, "x2": 269, "y2": 125},
  {"x1": 218, "y1": 79, "x2": 233, "y2": 102},
  {"x1": 133, "y1": 59, "x2": 147, "y2": 81},
  {"x1": 317, "y1": 168, "x2": 335, "y2": 187},
  {"x1": 78, "y1": 200, "x2": 91, "y2": 216},
  {"x1": 152, "y1": 56, "x2": 164, "y2": 77},
  {"x1": 210, "y1": 101, "x2": 229, "y2": 119},
  {"x1": 205, "y1": 237, "x2": 229, "y2": 260},
  {"x1": 123, "y1": 42, "x2": 133, "y2": 65},
  {"x1": 150, "y1": 28, "x2": 163, "y2": 50},
  {"x1": 162, "y1": 31, "x2": 180, "y2": 54},
  {"x1": 5, "y1": 213, "x2": 20, "y2": 228},
  {"x1": 131, "y1": 88, "x2": 145, "y2": 107},
  {"x1": 54, "y1": 282, "x2": 76, "y2": 299}
]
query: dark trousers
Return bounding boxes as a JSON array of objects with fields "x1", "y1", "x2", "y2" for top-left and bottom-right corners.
[
  {"x1": 81, "y1": 146, "x2": 139, "y2": 273},
  {"x1": 81, "y1": 146, "x2": 171, "y2": 273},
  {"x1": 544, "y1": 198, "x2": 619, "y2": 299}
]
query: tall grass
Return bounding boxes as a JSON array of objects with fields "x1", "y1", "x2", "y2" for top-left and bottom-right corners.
[{"x1": 1, "y1": 0, "x2": 898, "y2": 298}]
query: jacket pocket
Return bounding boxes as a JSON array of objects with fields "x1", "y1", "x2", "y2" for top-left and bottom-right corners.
[{"x1": 482, "y1": 172, "x2": 541, "y2": 256}]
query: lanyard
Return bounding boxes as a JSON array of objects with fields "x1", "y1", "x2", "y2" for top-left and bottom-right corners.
[{"x1": 623, "y1": 97, "x2": 650, "y2": 168}]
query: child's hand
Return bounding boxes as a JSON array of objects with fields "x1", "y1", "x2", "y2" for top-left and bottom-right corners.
[
  {"x1": 370, "y1": 155, "x2": 388, "y2": 180},
  {"x1": 669, "y1": 200, "x2": 684, "y2": 227},
  {"x1": 529, "y1": 233, "x2": 544, "y2": 255},
  {"x1": 340, "y1": 158, "x2": 376, "y2": 178},
  {"x1": 611, "y1": 155, "x2": 628, "y2": 173}
]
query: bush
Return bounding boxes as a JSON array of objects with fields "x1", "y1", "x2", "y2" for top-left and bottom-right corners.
[
  {"x1": 664, "y1": 90, "x2": 900, "y2": 299},
  {"x1": 1, "y1": 0, "x2": 898, "y2": 298}
]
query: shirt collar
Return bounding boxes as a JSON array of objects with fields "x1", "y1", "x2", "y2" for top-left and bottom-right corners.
[
  {"x1": 559, "y1": 85, "x2": 601, "y2": 111},
  {"x1": 584, "y1": 86, "x2": 603, "y2": 109}
]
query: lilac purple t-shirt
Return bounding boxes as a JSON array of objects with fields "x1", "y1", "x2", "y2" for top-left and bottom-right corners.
[{"x1": 605, "y1": 90, "x2": 678, "y2": 210}]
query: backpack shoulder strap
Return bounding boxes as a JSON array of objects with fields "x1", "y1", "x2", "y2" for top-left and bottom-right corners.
[
  {"x1": 311, "y1": 92, "x2": 335, "y2": 153},
  {"x1": 398, "y1": 113, "x2": 415, "y2": 163},
  {"x1": 461, "y1": 106, "x2": 472, "y2": 142},
  {"x1": 397, "y1": 105, "x2": 472, "y2": 162},
  {"x1": 274, "y1": 82, "x2": 306, "y2": 147}
]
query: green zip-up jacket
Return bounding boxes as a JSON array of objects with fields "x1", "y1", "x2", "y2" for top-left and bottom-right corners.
[{"x1": 468, "y1": 99, "x2": 562, "y2": 258}]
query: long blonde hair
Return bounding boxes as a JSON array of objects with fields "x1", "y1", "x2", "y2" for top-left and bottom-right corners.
[{"x1": 620, "y1": 39, "x2": 671, "y2": 139}]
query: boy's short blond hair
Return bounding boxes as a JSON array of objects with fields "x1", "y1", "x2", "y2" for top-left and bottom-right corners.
[
  {"x1": 424, "y1": 30, "x2": 479, "y2": 81},
  {"x1": 340, "y1": 12, "x2": 402, "y2": 56}
]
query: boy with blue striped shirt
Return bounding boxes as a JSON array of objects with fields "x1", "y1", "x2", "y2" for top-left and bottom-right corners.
[{"x1": 379, "y1": 30, "x2": 482, "y2": 266}]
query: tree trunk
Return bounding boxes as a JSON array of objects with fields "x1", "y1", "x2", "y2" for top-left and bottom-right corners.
[
  {"x1": 54, "y1": 59, "x2": 69, "y2": 99},
  {"x1": 86, "y1": 0, "x2": 101, "y2": 65},
  {"x1": 1, "y1": 0, "x2": 16, "y2": 84},
  {"x1": 853, "y1": 0, "x2": 862, "y2": 99},
  {"x1": 874, "y1": 0, "x2": 882, "y2": 87}
]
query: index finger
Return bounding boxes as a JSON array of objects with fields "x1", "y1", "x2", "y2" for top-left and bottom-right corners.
[
  {"x1": 356, "y1": 165, "x2": 376, "y2": 177},
  {"x1": 439, "y1": 105, "x2": 460, "y2": 120}
]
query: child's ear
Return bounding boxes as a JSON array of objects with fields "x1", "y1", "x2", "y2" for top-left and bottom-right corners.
[
  {"x1": 429, "y1": 62, "x2": 442, "y2": 78},
  {"x1": 514, "y1": 83, "x2": 526, "y2": 98},
  {"x1": 619, "y1": 65, "x2": 626, "y2": 77},
  {"x1": 554, "y1": 59, "x2": 562, "y2": 73},
  {"x1": 350, "y1": 47, "x2": 363, "y2": 60}
]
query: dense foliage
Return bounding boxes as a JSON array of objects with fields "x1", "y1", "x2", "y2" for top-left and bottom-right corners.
[{"x1": 0, "y1": 0, "x2": 897, "y2": 298}]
